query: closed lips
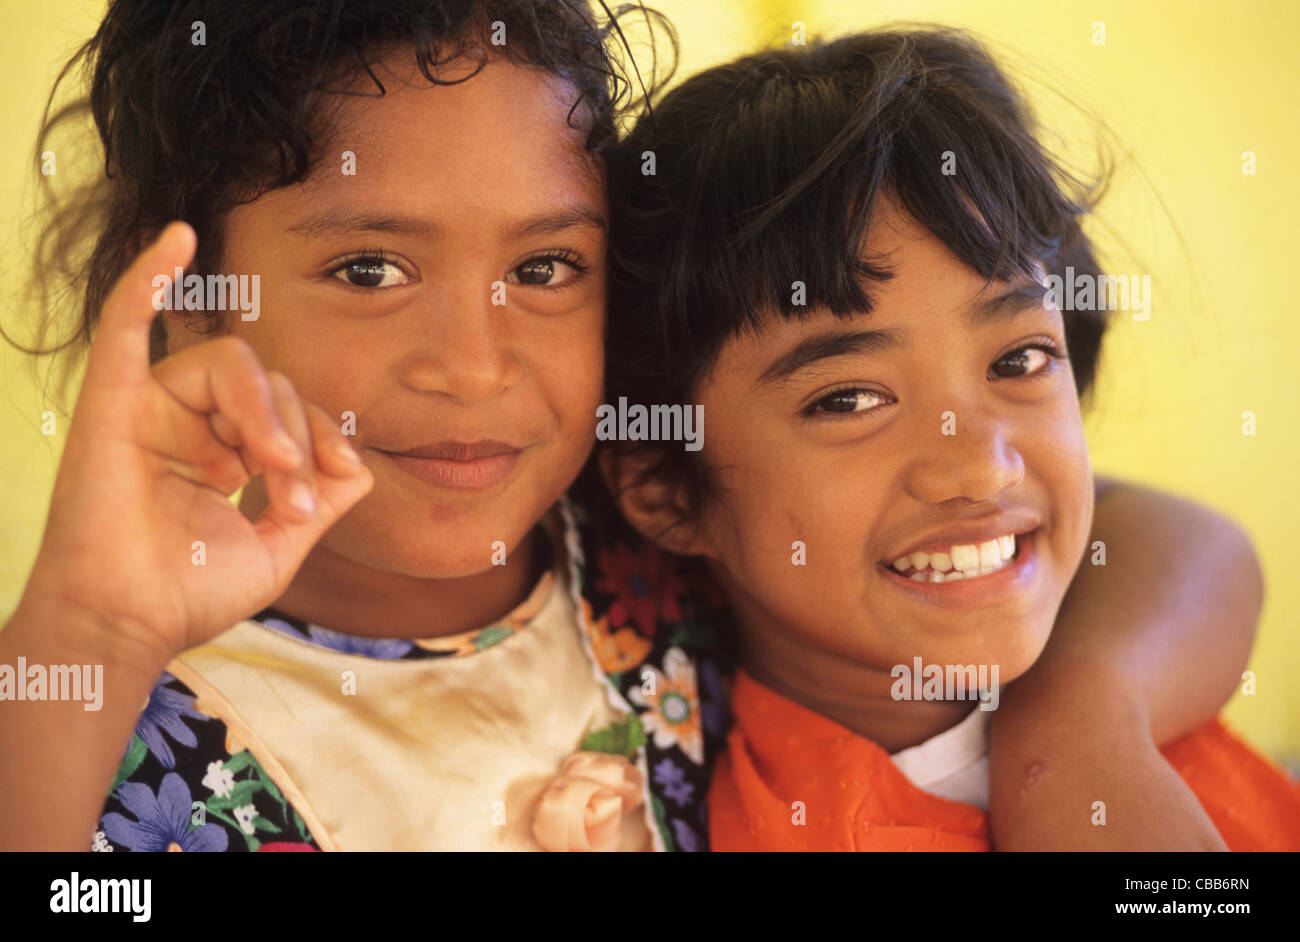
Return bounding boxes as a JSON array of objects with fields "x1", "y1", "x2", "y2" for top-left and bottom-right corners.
[
  {"x1": 889, "y1": 534, "x2": 1019, "y2": 582},
  {"x1": 381, "y1": 441, "x2": 521, "y2": 460},
  {"x1": 376, "y1": 440, "x2": 525, "y2": 491}
]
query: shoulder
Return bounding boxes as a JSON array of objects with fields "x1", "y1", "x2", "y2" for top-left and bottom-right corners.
[{"x1": 94, "y1": 671, "x2": 321, "y2": 853}]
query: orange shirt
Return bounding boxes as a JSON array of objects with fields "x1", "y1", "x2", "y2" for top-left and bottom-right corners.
[{"x1": 709, "y1": 669, "x2": 1300, "y2": 851}]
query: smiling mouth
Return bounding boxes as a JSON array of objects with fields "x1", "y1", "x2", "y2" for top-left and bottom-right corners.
[
  {"x1": 886, "y1": 533, "x2": 1022, "y2": 583},
  {"x1": 375, "y1": 444, "x2": 524, "y2": 491}
]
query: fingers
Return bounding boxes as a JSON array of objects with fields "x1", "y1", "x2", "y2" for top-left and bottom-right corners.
[
  {"x1": 148, "y1": 337, "x2": 370, "y2": 515},
  {"x1": 256, "y1": 372, "x2": 371, "y2": 525},
  {"x1": 151, "y1": 335, "x2": 304, "y2": 476},
  {"x1": 250, "y1": 385, "x2": 374, "y2": 570},
  {"x1": 300, "y1": 398, "x2": 368, "y2": 479},
  {"x1": 262, "y1": 372, "x2": 318, "y2": 520},
  {"x1": 84, "y1": 221, "x2": 197, "y2": 394}
]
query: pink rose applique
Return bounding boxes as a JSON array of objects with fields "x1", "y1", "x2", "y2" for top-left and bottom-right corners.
[{"x1": 531, "y1": 752, "x2": 644, "y2": 852}]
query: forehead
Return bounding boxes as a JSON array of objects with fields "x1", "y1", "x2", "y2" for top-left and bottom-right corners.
[
  {"x1": 715, "y1": 202, "x2": 1053, "y2": 380},
  {"x1": 291, "y1": 54, "x2": 604, "y2": 214}
]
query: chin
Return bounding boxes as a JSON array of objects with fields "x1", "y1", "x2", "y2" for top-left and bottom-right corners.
[
  {"x1": 325, "y1": 511, "x2": 536, "y2": 580},
  {"x1": 912, "y1": 610, "x2": 1054, "y2": 686},
  {"x1": 982, "y1": 618, "x2": 1055, "y2": 685}
]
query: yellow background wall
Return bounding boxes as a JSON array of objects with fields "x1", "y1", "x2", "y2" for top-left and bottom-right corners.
[{"x1": 2, "y1": 1, "x2": 1297, "y2": 764}]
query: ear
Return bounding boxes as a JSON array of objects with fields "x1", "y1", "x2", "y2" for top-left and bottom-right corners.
[
  {"x1": 598, "y1": 446, "x2": 713, "y2": 559},
  {"x1": 159, "y1": 307, "x2": 206, "y2": 357}
]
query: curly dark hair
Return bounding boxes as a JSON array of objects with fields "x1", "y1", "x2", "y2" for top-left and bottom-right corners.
[
  {"x1": 13, "y1": 0, "x2": 674, "y2": 392},
  {"x1": 604, "y1": 25, "x2": 1113, "y2": 512}
]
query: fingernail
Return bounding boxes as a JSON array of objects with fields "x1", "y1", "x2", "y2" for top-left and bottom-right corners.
[
  {"x1": 334, "y1": 441, "x2": 363, "y2": 465},
  {"x1": 288, "y1": 481, "x2": 315, "y2": 515},
  {"x1": 274, "y1": 430, "x2": 302, "y2": 463}
]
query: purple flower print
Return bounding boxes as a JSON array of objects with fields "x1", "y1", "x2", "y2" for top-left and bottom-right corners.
[
  {"x1": 671, "y1": 818, "x2": 701, "y2": 852},
  {"x1": 305, "y1": 625, "x2": 414, "y2": 659},
  {"x1": 101, "y1": 773, "x2": 228, "y2": 852},
  {"x1": 135, "y1": 674, "x2": 209, "y2": 769},
  {"x1": 652, "y1": 758, "x2": 696, "y2": 807},
  {"x1": 260, "y1": 617, "x2": 414, "y2": 659}
]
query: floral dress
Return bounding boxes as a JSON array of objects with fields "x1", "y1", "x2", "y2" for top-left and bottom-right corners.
[{"x1": 93, "y1": 494, "x2": 736, "y2": 852}]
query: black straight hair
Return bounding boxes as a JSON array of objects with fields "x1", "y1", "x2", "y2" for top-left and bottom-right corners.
[{"x1": 605, "y1": 24, "x2": 1111, "y2": 507}]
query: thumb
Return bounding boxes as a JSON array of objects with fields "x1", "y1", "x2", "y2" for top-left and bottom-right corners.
[{"x1": 83, "y1": 221, "x2": 197, "y2": 394}]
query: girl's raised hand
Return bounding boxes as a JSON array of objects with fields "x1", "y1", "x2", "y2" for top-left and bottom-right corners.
[{"x1": 21, "y1": 221, "x2": 374, "y2": 662}]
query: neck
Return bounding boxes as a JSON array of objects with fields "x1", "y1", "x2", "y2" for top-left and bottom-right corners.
[
  {"x1": 725, "y1": 582, "x2": 974, "y2": 754},
  {"x1": 238, "y1": 485, "x2": 540, "y2": 640}
]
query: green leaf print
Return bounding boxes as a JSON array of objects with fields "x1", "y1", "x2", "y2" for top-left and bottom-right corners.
[
  {"x1": 251, "y1": 760, "x2": 288, "y2": 809},
  {"x1": 580, "y1": 714, "x2": 647, "y2": 760},
  {"x1": 474, "y1": 625, "x2": 515, "y2": 650},
  {"x1": 206, "y1": 778, "x2": 263, "y2": 812},
  {"x1": 292, "y1": 809, "x2": 310, "y2": 842},
  {"x1": 651, "y1": 795, "x2": 675, "y2": 852},
  {"x1": 224, "y1": 750, "x2": 256, "y2": 775},
  {"x1": 110, "y1": 735, "x2": 148, "y2": 793}
]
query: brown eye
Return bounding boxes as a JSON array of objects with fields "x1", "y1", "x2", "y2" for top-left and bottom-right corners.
[
  {"x1": 506, "y1": 253, "x2": 586, "y2": 289},
  {"x1": 515, "y1": 259, "x2": 556, "y2": 285},
  {"x1": 811, "y1": 388, "x2": 889, "y2": 416},
  {"x1": 331, "y1": 256, "x2": 409, "y2": 289},
  {"x1": 990, "y1": 346, "x2": 1053, "y2": 379}
]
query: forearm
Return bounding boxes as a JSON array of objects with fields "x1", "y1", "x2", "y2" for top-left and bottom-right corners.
[
  {"x1": 0, "y1": 592, "x2": 171, "y2": 850},
  {"x1": 989, "y1": 655, "x2": 1228, "y2": 850},
  {"x1": 988, "y1": 479, "x2": 1259, "y2": 850},
  {"x1": 1029, "y1": 481, "x2": 1261, "y2": 745}
]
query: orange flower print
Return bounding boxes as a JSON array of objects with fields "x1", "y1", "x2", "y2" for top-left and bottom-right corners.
[
  {"x1": 628, "y1": 647, "x2": 703, "y2": 764},
  {"x1": 583, "y1": 601, "x2": 654, "y2": 674}
]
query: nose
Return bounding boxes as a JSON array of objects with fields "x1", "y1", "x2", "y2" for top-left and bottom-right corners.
[
  {"x1": 399, "y1": 282, "x2": 519, "y2": 402},
  {"x1": 903, "y1": 407, "x2": 1025, "y2": 505}
]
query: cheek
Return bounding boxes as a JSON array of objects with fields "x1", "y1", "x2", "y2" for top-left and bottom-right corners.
[
  {"x1": 528, "y1": 308, "x2": 606, "y2": 429},
  {"x1": 237, "y1": 301, "x2": 374, "y2": 422},
  {"x1": 1033, "y1": 396, "x2": 1094, "y2": 567},
  {"x1": 705, "y1": 432, "x2": 880, "y2": 597}
]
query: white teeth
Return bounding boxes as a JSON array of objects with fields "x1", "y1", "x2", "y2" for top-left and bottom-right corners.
[
  {"x1": 978, "y1": 540, "x2": 1001, "y2": 568},
  {"x1": 891, "y1": 532, "x2": 1022, "y2": 582},
  {"x1": 951, "y1": 544, "x2": 980, "y2": 572}
]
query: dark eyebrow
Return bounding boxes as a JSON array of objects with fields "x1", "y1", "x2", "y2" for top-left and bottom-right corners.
[
  {"x1": 285, "y1": 206, "x2": 607, "y2": 241},
  {"x1": 970, "y1": 282, "x2": 1051, "y2": 324},
  {"x1": 505, "y1": 206, "x2": 608, "y2": 239},
  {"x1": 758, "y1": 328, "x2": 906, "y2": 385},
  {"x1": 286, "y1": 210, "x2": 440, "y2": 239}
]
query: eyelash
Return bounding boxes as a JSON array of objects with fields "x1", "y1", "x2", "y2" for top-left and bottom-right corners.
[
  {"x1": 803, "y1": 342, "x2": 1068, "y2": 419},
  {"x1": 514, "y1": 248, "x2": 590, "y2": 292},
  {"x1": 989, "y1": 341, "x2": 1067, "y2": 378},
  {"x1": 327, "y1": 250, "x2": 409, "y2": 294},
  {"x1": 326, "y1": 249, "x2": 591, "y2": 293}
]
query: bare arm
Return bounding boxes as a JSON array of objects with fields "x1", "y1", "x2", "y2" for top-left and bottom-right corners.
[
  {"x1": 0, "y1": 223, "x2": 372, "y2": 850},
  {"x1": 0, "y1": 596, "x2": 171, "y2": 850},
  {"x1": 988, "y1": 478, "x2": 1262, "y2": 850}
]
